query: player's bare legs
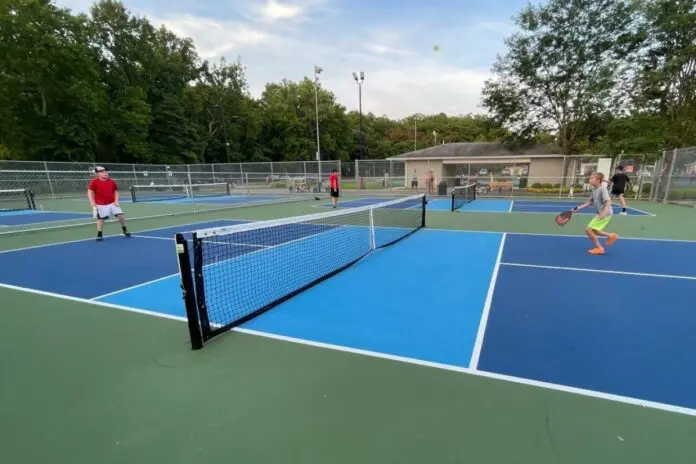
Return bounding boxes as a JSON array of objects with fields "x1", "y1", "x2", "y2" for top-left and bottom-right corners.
[
  {"x1": 116, "y1": 213, "x2": 131, "y2": 237},
  {"x1": 618, "y1": 193, "x2": 627, "y2": 214},
  {"x1": 96, "y1": 218, "x2": 105, "y2": 241},
  {"x1": 585, "y1": 227, "x2": 602, "y2": 250}
]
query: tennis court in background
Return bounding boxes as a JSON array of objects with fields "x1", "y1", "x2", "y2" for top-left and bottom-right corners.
[
  {"x1": 3, "y1": 197, "x2": 648, "y2": 228},
  {"x1": 328, "y1": 196, "x2": 654, "y2": 215},
  {"x1": 0, "y1": 191, "x2": 301, "y2": 228},
  {"x1": 1, "y1": 195, "x2": 695, "y2": 416}
]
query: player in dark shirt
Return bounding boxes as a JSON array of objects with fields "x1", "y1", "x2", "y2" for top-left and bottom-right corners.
[{"x1": 609, "y1": 165, "x2": 631, "y2": 215}]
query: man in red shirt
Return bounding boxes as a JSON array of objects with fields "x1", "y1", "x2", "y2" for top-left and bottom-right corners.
[
  {"x1": 328, "y1": 169, "x2": 339, "y2": 208},
  {"x1": 87, "y1": 166, "x2": 131, "y2": 241}
]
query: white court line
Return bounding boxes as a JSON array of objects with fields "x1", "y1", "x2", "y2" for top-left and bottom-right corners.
[
  {"x1": 508, "y1": 201, "x2": 514, "y2": 213},
  {"x1": 2, "y1": 245, "x2": 696, "y2": 418},
  {"x1": 131, "y1": 234, "x2": 172, "y2": 241},
  {"x1": 0, "y1": 282, "x2": 187, "y2": 323},
  {"x1": 0, "y1": 195, "x2": 308, "y2": 237},
  {"x1": 452, "y1": 209, "x2": 652, "y2": 217},
  {"x1": 501, "y1": 262, "x2": 696, "y2": 281},
  {"x1": 0, "y1": 218, "x2": 253, "y2": 255},
  {"x1": 3, "y1": 223, "x2": 693, "y2": 257},
  {"x1": 512, "y1": 203, "x2": 655, "y2": 217},
  {"x1": 232, "y1": 327, "x2": 696, "y2": 418},
  {"x1": 420, "y1": 228, "x2": 696, "y2": 244},
  {"x1": 623, "y1": 205, "x2": 656, "y2": 217},
  {"x1": 469, "y1": 233, "x2": 506, "y2": 369},
  {"x1": 92, "y1": 240, "x2": 271, "y2": 300},
  {"x1": 91, "y1": 272, "x2": 182, "y2": 300}
]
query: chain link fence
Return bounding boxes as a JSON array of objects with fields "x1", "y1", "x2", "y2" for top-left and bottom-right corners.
[
  {"x1": 3, "y1": 152, "x2": 693, "y2": 204},
  {"x1": 652, "y1": 147, "x2": 696, "y2": 207},
  {"x1": 0, "y1": 160, "x2": 345, "y2": 198}
]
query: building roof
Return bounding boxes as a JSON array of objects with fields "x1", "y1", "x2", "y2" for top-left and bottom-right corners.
[{"x1": 388, "y1": 142, "x2": 563, "y2": 160}]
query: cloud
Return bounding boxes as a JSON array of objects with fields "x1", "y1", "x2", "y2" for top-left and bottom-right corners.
[
  {"x1": 51, "y1": 0, "x2": 517, "y2": 119},
  {"x1": 260, "y1": 0, "x2": 303, "y2": 21},
  {"x1": 324, "y1": 65, "x2": 491, "y2": 119},
  {"x1": 363, "y1": 44, "x2": 415, "y2": 56},
  {"x1": 150, "y1": 14, "x2": 271, "y2": 58}
]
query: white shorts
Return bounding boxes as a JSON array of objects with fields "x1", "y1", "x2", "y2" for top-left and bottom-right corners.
[{"x1": 95, "y1": 203, "x2": 124, "y2": 219}]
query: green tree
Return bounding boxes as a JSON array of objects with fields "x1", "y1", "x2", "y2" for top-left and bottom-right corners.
[
  {"x1": 0, "y1": 0, "x2": 107, "y2": 161},
  {"x1": 258, "y1": 78, "x2": 352, "y2": 162},
  {"x1": 634, "y1": 0, "x2": 696, "y2": 148},
  {"x1": 184, "y1": 58, "x2": 251, "y2": 163},
  {"x1": 88, "y1": 0, "x2": 153, "y2": 162},
  {"x1": 481, "y1": 0, "x2": 642, "y2": 155}
]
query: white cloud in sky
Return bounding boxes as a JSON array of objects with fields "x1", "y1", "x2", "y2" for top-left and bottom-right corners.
[
  {"x1": 260, "y1": 0, "x2": 303, "y2": 21},
  {"x1": 362, "y1": 44, "x2": 415, "y2": 56},
  {"x1": 150, "y1": 14, "x2": 271, "y2": 59},
  {"x1": 53, "y1": 0, "x2": 517, "y2": 119}
]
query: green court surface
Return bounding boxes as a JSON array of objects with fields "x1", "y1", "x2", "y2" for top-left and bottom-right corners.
[{"x1": 2, "y1": 195, "x2": 696, "y2": 464}]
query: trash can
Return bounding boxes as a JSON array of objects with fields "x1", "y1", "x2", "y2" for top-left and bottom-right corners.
[{"x1": 438, "y1": 180, "x2": 447, "y2": 195}]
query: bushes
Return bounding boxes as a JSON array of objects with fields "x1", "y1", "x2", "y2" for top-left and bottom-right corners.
[
  {"x1": 526, "y1": 187, "x2": 584, "y2": 194},
  {"x1": 669, "y1": 188, "x2": 696, "y2": 201}
]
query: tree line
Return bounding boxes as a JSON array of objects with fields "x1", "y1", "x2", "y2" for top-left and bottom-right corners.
[
  {"x1": 482, "y1": 0, "x2": 696, "y2": 156},
  {"x1": 1, "y1": 0, "x2": 694, "y2": 166}
]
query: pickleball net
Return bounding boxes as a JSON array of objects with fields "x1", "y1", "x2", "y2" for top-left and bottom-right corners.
[
  {"x1": 175, "y1": 193, "x2": 426, "y2": 349},
  {"x1": 451, "y1": 183, "x2": 477, "y2": 211},
  {"x1": 130, "y1": 182, "x2": 231, "y2": 202},
  {"x1": 0, "y1": 188, "x2": 36, "y2": 212}
]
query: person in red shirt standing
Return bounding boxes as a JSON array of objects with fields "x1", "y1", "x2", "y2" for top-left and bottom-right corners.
[
  {"x1": 328, "y1": 169, "x2": 339, "y2": 208},
  {"x1": 87, "y1": 166, "x2": 131, "y2": 241}
]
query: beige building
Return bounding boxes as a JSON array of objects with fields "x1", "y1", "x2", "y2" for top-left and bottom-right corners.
[{"x1": 389, "y1": 142, "x2": 600, "y2": 193}]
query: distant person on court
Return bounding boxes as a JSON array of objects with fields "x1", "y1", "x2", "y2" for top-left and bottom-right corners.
[
  {"x1": 329, "y1": 169, "x2": 339, "y2": 208},
  {"x1": 609, "y1": 165, "x2": 631, "y2": 215},
  {"x1": 87, "y1": 166, "x2": 131, "y2": 241},
  {"x1": 571, "y1": 172, "x2": 618, "y2": 255}
]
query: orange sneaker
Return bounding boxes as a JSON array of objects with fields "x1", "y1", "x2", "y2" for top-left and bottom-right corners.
[
  {"x1": 588, "y1": 247, "x2": 605, "y2": 255},
  {"x1": 606, "y1": 233, "x2": 619, "y2": 246}
]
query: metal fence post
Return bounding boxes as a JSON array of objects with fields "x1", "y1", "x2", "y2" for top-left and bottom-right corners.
[
  {"x1": 43, "y1": 161, "x2": 55, "y2": 198},
  {"x1": 662, "y1": 149, "x2": 677, "y2": 203}
]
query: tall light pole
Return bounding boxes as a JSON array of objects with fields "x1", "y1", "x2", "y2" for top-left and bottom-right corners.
[
  {"x1": 352, "y1": 71, "x2": 365, "y2": 159},
  {"x1": 314, "y1": 65, "x2": 322, "y2": 185}
]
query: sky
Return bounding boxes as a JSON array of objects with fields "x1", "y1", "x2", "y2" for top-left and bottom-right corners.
[{"x1": 55, "y1": 0, "x2": 529, "y2": 120}]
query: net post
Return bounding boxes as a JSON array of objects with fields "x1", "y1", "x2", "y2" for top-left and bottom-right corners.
[
  {"x1": 130, "y1": 186, "x2": 136, "y2": 203},
  {"x1": 422, "y1": 194, "x2": 426, "y2": 227},
  {"x1": 175, "y1": 233, "x2": 203, "y2": 350},
  {"x1": 450, "y1": 190, "x2": 455, "y2": 212},
  {"x1": 192, "y1": 232, "x2": 212, "y2": 339}
]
